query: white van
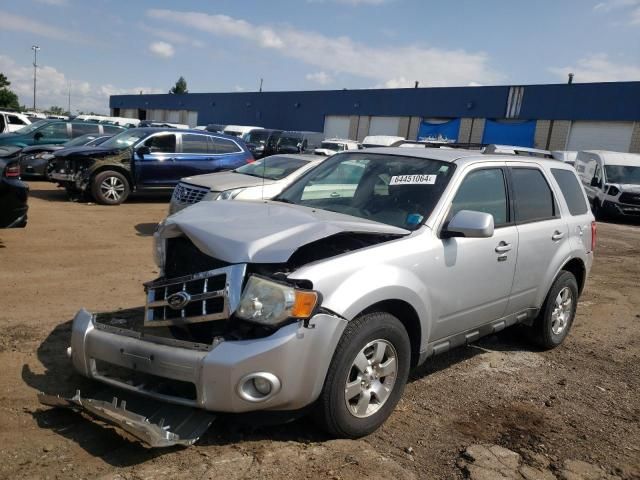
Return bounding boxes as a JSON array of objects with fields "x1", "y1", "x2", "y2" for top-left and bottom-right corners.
[
  {"x1": 223, "y1": 125, "x2": 263, "y2": 138},
  {"x1": 361, "y1": 135, "x2": 405, "y2": 148},
  {"x1": 0, "y1": 111, "x2": 31, "y2": 133},
  {"x1": 574, "y1": 150, "x2": 640, "y2": 219}
]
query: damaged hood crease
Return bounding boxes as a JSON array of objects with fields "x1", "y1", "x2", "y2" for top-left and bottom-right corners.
[{"x1": 159, "y1": 200, "x2": 409, "y2": 264}]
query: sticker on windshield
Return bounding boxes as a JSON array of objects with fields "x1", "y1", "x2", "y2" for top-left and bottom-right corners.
[{"x1": 389, "y1": 174, "x2": 437, "y2": 185}]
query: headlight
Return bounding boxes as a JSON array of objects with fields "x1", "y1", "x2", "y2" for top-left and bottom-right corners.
[
  {"x1": 607, "y1": 185, "x2": 620, "y2": 196},
  {"x1": 236, "y1": 276, "x2": 319, "y2": 326},
  {"x1": 152, "y1": 229, "x2": 166, "y2": 273},
  {"x1": 216, "y1": 188, "x2": 244, "y2": 200}
]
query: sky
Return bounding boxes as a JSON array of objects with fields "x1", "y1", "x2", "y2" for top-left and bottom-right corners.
[{"x1": 0, "y1": 0, "x2": 639, "y2": 114}]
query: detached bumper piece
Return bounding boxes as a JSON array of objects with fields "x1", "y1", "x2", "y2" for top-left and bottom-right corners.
[{"x1": 38, "y1": 389, "x2": 216, "y2": 448}]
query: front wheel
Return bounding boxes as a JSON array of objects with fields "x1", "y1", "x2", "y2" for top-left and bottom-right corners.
[
  {"x1": 315, "y1": 312, "x2": 411, "y2": 438},
  {"x1": 91, "y1": 171, "x2": 130, "y2": 205}
]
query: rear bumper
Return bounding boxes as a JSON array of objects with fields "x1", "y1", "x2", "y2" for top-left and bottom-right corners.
[{"x1": 67, "y1": 308, "x2": 347, "y2": 413}]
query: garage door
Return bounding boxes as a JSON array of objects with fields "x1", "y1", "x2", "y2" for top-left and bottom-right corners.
[
  {"x1": 567, "y1": 121, "x2": 634, "y2": 152},
  {"x1": 323, "y1": 116, "x2": 351, "y2": 139},
  {"x1": 369, "y1": 116, "x2": 401, "y2": 136}
]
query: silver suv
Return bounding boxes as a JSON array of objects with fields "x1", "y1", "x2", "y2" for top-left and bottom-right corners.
[{"x1": 41, "y1": 148, "x2": 595, "y2": 446}]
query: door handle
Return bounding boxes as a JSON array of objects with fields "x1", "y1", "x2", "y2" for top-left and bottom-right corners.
[
  {"x1": 329, "y1": 192, "x2": 340, "y2": 198},
  {"x1": 552, "y1": 231, "x2": 565, "y2": 241},
  {"x1": 495, "y1": 242, "x2": 512, "y2": 253}
]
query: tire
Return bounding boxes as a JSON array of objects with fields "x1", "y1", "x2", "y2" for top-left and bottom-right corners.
[
  {"x1": 592, "y1": 200, "x2": 607, "y2": 221},
  {"x1": 530, "y1": 271, "x2": 579, "y2": 350},
  {"x1": 91, "y1": 171, "x2": 130, "y2": 205},
  {"x1": 315, "y1": 312, "x2": 411, "y2": 438}
]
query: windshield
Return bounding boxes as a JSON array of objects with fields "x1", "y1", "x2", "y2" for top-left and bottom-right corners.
[
  {"x1": 99, "y1": 129, "x2": 147, "y2": 149},
  {"x1": 320, "y1": 142, "x2": 346, "y2": 151},
  {"x1": 605, "y1": 165, "x2": 640, "y2": 185},
  {"x1": 279, "y1": 135, "x2": 301, "y2": 147},
  {"x1": 243, "y1": 131, "x2": 270, "y2": 144},
  {"x1": 276, "y1": 152, "x2": 455, "y2": 230},
  {"x1": 14, "y1": 119, "x2": 49, "y2": 134},
  {"x1": 235, "y1": 155, "x2": 309, "y2": 180}
]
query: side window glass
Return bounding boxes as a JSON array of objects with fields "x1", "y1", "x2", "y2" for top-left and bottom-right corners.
[
  {"x1": 8, "y1": 115, "x2": 26, "y2": 125},
  {"x1": 181, "y1": 134, "x2": 209, "y2": 154},
  {"x1": 551, "y1": 168, "x2": 588, "y2": 215},
  {"x1": 72, "y1": 122, "x2": 99, "y2": 137},
  {"x1": 450, "y1": 168, "x2": 508, "y2": 226},
  {"x1": 211, "y1": 137, "x2": 241, "y2": 154},
  {"x1": 511, "y1": 168, "x2": 556, "y2": 223},
  {"x1": 144, "y1": 134, "x2": 176, "y2": 153},
  {"x1": 39, "y1": 123, "x2": 69, "y2": 138}
]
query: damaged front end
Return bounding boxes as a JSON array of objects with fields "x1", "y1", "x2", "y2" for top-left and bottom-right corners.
[{"x1": 39, "y1": 201, "x2": 406, "y2": 447}]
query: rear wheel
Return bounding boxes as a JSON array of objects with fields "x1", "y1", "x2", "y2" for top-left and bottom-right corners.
[
  {"x1": 314, "y1": 312, "x2": 411, "y2": 438},
  {"x1": 92, "y1": 171, "x2": 130, "y2": 205},
  {"x1": 530, "y1": 270, "x2": 578, "y2": 349}
]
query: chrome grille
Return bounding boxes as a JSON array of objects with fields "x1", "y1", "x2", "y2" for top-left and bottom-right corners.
[
  {"x1": 144, "y1": 264, "x2": 246, "y2": 327},
  {"x1": 619, "y1": 192, "x2": 640, "y2": 206},
  {"x1": 172, "y1": 183, "x2": 210, "y2": 205}
]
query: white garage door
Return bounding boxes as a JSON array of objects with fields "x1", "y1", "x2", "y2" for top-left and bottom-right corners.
[
  {"x1": 323, "y1": 116, "x2": 351, "y2": 139},
  {"x1": 567, "y1": 121, "x2": 634, "y2": 152},
  {"x1": 369, "y1": 116, "x2": 401, "y2": 136}
]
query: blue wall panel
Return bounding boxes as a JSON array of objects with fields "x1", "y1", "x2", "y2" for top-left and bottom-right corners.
[
  {"x1": 481, "y1": 120, "x2": 536, "y2": 147},
  {"x1": 110, "y1": 82, "x2": 640, "y2": 131},
  {"x1": 417, "y1": 118, "x2": 461, "y2": 142}
]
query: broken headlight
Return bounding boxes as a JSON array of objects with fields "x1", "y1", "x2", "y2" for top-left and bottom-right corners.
[
  {"x1": 236, "y1": 276, "x2": 318, "y2": 326},
  {"x1": 152, "y1": 228, "x2": 166, "y2": 273}
]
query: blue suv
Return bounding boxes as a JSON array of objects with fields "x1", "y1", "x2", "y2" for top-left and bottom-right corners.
[{"x1": 49, "y1": 128, "x2": 254, "y2": 204}]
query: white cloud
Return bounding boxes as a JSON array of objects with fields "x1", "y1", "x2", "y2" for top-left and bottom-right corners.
[
  {"x1": 305, "y1": 71, "x2": 333, "y2": 85},
  {"x1": 233, "y1": 85, "x2": 245, "y2": 92},
  {"x1": 549, "y1": 53, "x2": 640, "y2": 82},
  {"x1": 140, "y1": 25, "x2": 204, "y2": 47},
  {"x1": 34, "y1": 0, "x2": 69, "y2": 5},
  {"x1": 146, "y1": 9, "x2": 502, "y2": 87},
  {"x1": 0, "y1": 54, "x2": 161, "y2": 113},
  {"x1": 593, "y1": 0, "x2": 639, "y2": 11},
  {"x1": 149, "y1": 41, "x2": 175, "y2": 58},
  {"x1": 308, "y1": 0, "x2": 391, "y2": 4},
  {"x1": 0, "y1": 10, "x2": 76, "y2": 40}
]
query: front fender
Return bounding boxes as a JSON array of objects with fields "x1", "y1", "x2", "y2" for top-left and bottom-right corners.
[{"x1": 307, "y1": 264, "x2": 432, "y2": 351}]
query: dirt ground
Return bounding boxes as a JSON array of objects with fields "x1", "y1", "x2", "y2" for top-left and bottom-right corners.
[{"x1": 0, "y1": 181, "x2": 638, "y2": 480}]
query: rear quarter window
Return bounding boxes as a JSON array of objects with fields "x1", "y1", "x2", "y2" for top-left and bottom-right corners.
[{"x1": 551, "y1": 168, "x2": 588, "y2": 215}]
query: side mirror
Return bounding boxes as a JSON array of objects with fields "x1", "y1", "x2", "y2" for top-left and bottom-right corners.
[
  {"x1": 443, "y1": 210, "x2": 494, "y2": 238},
  {"x1": 136, "y1": 146, "x2": 150, "y2": 157},
  {"x1": 590, "y1": 177, "x2": 601, "y2": 188}
]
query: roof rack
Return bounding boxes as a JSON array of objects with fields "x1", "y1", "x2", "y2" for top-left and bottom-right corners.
[
  {"x1": 483, "y1": 144, "x2": 553, "y2": 158},
  {"x1": 393, "y1": 140, "x2": 487, "y2": 150}
]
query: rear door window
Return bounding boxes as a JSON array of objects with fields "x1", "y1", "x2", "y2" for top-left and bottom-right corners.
[
  {"x1": 450, "y1": 168, "x2": 509, "y2": 226},
  {"x1": 181, "y1": 134, "x2": 210, "y2": 154},
  {"x1": 102, "y1": 125, "x2": 122, "y2": 134},
  {"x1": 210, "y1": 136, "x2": 241, "y2": 154},
  {"x1": 38, "y1": 122, "x2": 69, "y2": 139},
  {"x1": 510, "y1": 168, "x2": 557, "y2": 223},
  {"x1": 8, "y1": 115, "x2": 27, "y2": 125},
  {"x1": 72, "y1": 122, "x2": 99, "y2": 137},
  {"x1": 551, "y1": 168, "x2": 588, "y2": 215}
]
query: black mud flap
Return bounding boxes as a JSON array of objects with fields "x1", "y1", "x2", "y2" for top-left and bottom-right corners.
[{"x1": 38, "y1": 389, "x2": 216, "y2": 448}]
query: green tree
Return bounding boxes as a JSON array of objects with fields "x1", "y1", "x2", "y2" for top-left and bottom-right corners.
[
  {"x1": 48, "y1": 106, "x2": 66, "y2": 115},
  {"x1": 0, "y1": 72, "x2": 20, "y2": 110},
  {"x1": 169, "y1": 76, "x2": 188, "y2": 94}
]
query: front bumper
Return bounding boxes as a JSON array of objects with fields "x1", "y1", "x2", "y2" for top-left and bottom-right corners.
[
  {"x1": 49, "y1": 172, "x2": 77, "y2": 182},
  {"x1": 602, "y1": 200, "x2": 640, "y2": 217},
  {"x1": 64, "y1": 308, "x2": 346, "y2": 413}
]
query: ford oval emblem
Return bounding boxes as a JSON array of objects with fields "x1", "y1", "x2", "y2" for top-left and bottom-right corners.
[{"x1": 167, "y1": 291, "x2": 191, "y2": 310}]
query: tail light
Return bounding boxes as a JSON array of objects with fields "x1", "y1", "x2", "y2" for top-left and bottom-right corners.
[
  {"x1": 4, "y1": 161, "x2": 20, "y2": 178},
  {"x1": 246, "y1": 153, "x2": 255, "y2": 164},
  {"x1": 591, "y1": 221, "x2": 597, "y2": 252}
]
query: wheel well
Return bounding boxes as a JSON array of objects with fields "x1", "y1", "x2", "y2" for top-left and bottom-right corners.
[
  {"x1": 362, "y1": 300, "x2": 421, "y2": 368},
  {"x1": 90, "y1": 165, "x2": 133, "y2": 187},
  {"x1": 562, "y1": 258, "x2": 586, "y2": 295}
]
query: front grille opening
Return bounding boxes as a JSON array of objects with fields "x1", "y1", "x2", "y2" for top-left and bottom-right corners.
[
  {"x1": 165, "y1": 237, "x2": 230, "y2": 277},
  {"x1": 94, "y1": 359, "x2": 197, "y2": 401}
]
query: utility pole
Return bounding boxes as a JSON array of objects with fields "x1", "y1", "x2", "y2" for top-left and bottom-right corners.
[
  {"x1": 67, "y1": 84, "x2": 71, "y2": 116},
  {"x1": 259, "y1": 78, "x2": 263, "y2": 92},
  {"x1": 32, "y1": 45, "x2": 40, "y2": 110}
]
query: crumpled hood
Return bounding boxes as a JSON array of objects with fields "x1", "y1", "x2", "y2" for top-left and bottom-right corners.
[
  {"x1": 159, "y1": 200, "x2": 409, "y2": 263},
  {"x1": 616, "y1": 183, "x2": 640, "y2": 193},
  {"x1": 183, "y1": 171, "x2": 277, "y2": 191},
  {"x1": 54, "y1": 145, "x2": 125, "y2": 159},
  {"x1": 21, "y1": 144, "x2": 61, "y2": 154},
  {"x1": 313, "y1": 148, "x2": 336, "y2": 156}
]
